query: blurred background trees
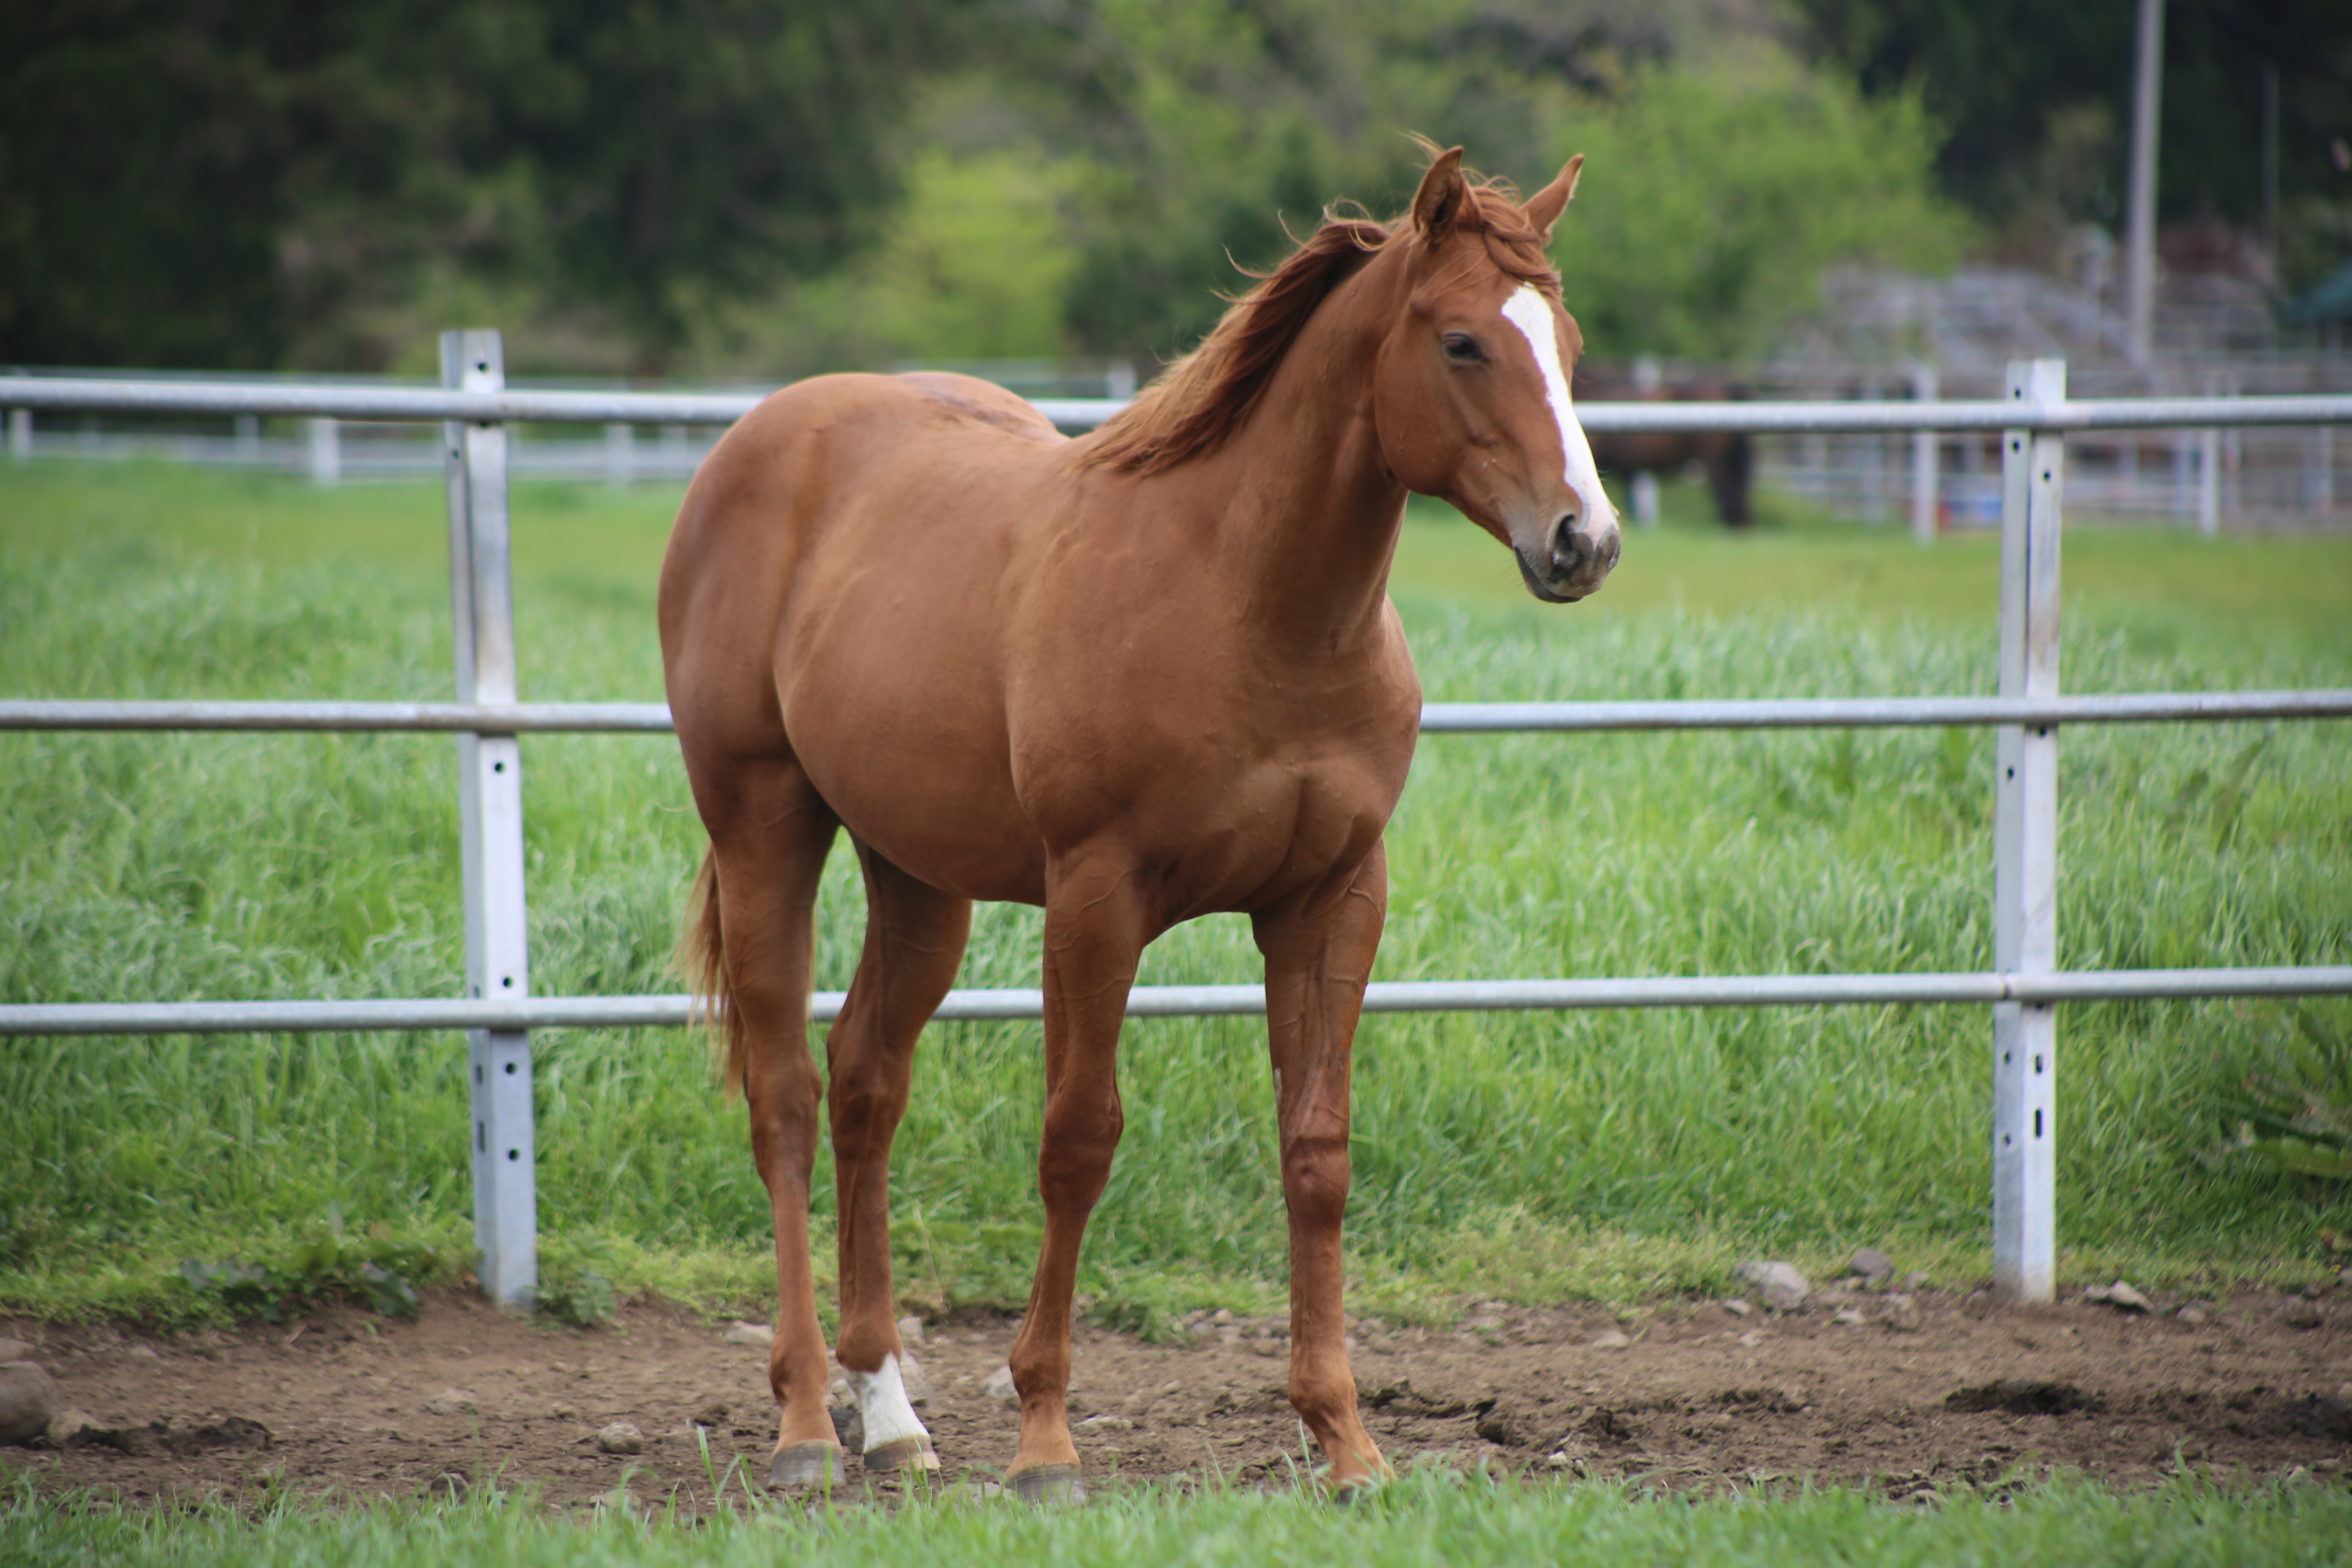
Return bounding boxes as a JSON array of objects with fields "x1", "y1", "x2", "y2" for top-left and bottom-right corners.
[{"x1": 2, "y1": 0, "x2": 2345, "y2": 376}]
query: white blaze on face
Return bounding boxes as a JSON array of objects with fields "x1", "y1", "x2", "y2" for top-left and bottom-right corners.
[
  {"x1": 1499, "y1": 286, "x2": 1616, "y2": 536},
  {"x1": 845, "y1": 1353, "x2": 930, "y2": 1453}
]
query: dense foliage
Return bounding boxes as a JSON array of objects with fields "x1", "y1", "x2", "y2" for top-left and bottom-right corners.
[{"x1": 3, "y1": 2, "x2": 1973, "y2": 374}]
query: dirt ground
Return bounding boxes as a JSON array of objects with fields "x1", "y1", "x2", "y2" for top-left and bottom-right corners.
[{"x1": 7, "y1": 1276, "x2": 2350, "y2": 1508}]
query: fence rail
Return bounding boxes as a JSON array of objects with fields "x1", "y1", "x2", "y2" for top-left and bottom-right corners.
[
  {"x1": 7, "y1": 691, "x2": 2352, "y2": 735},
  {"x1": 5, "y1": 346, "x2": 2349, "y2": 1310},
  {"x1": 11, "y1": 372, "x2": 2352, "y2": 435},
  {"x1": 7, "y1": 967, "x2": 2349, "y2": 1040}
]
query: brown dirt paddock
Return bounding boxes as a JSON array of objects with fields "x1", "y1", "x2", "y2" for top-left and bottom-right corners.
[{"x1": 6, "y1": 1279, "x2": 2348, "y2": 1508}]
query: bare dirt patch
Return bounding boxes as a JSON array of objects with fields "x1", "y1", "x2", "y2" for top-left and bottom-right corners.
[{"x1": 7, "y1": 1280, "x2": 2350, "y2": 1507}]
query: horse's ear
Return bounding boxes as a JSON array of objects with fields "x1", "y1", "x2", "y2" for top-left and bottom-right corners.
[
  {"x1": 1412, "y1": 146, "x2": 1469, "y2": 239},
  {"x1": 1525, "y1": 154, "x2": 1584, "y2": 242}
]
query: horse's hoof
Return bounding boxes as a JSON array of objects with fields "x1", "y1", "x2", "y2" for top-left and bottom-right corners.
[
  {"x1": 1330, "y1": 1473, "x2": 1385, "y2": 1505},
  {"x1": 1007, "y1": 1464, "x2": 1087, "y2": 1505},
  {"x1": 770, "y1": 1441, "x2": 846, "y2": 1488},
  {"x1": 863, "y1": 1436, "x2": 940, "y2": 1474}
]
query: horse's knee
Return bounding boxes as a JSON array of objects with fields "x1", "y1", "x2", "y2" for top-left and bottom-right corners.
[
  {"x1": 1279, "y1": 1129, "x2": 1351, "y2": 1229},
  {"x1": 1037, "y1": 1094, "x2": 1121, "y2": 1209}
]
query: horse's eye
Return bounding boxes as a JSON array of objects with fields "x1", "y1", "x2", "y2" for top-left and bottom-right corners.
[{"x1": 1441, "y1": 333, "x2": 1485, "y2": 364}]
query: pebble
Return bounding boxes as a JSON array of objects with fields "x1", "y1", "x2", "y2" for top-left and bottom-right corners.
[
  {"x1": 1119, "y1": 1381, "x2": 1181, "y2": 1421},
  {"x1": 1463, "y1": 1314, "x2": 1504, "y2": 1332},
  {"x1": 1075, "y1": 1414, "x2": 1134, "y2": 1433},
  {"x1": 1900, "y1": 1271, "x2": 1931, "y2": 1292},
  {"x1": 2280, "y1": 1301, "x2": 2326, "y2": 1331},
  {"x1": 1719, "y1": 1298, "x2": 1753, "y2": 1318},
  {"x1": 2082, "y1": 1280, "x2": 2153, "y2": 1314},
  {"x1": 1589, "y1": 1330, "x2": 1630, "y2": 1350},
  {"x1": 896, "y1": 1314, "x2": 927, "y2": 1347},
  {"x1": 1883, "y1": 1294, "x2": 1922, "y2": 1332},
  {"x1": 45, "y1": 1408, "x2": 95, "y2": 1447},
  {"x1": 982, "y1": 1365, "x2": 1018, "y2": 1403},
  {"x1": 0, "y1": 1362, "x2": 61, "y2": 1447},
  {"x1": 1737, "y1": 1330, "x2": 1766, "y2": 1348},
  {"x1": 596, "y1": 1421, "x2": 644, "y2": 1456},
  {"x1": 1830, "y1": 1307, "x2": 1865, "y2": 1326},
  {"x1": 1850, "y1": 1248, "x2": 1896, "y2": 1283},
  {"x1": 424, "y1": 1387, "x2": 478, "y2": 1417},
  {"x1": 721, "y1": 1321, "x2": 774, "y2": 1347},
  {"x1": 0, "y1": 1339, "x2": 32, "y2": 1365},
  {"x1": 1737, "y1": 1261, "x2": 1812, "y2": 1312},
  {"x1": 2176, "y1": 1303, "x2": 2209, "y2": 1326}
]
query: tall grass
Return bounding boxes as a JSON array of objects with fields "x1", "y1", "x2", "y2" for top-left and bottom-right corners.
[{"x1": 2, "y1": 464, "x2": 2348, "y2": 1320}]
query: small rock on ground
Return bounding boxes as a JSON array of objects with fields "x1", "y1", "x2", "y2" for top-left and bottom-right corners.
[
  {"x1": 0, "y1": 1339, "x2": 33, "y2": 1365},
  {"x1": 1737, "y1": 1261, "x2": 1812, "y2": 1312},
  {"x1": 1850, "y1": 1248, "x2": 1896, "y2": 1283},
  {"x1": 0, "y1": 1362, "x2": 61, "y2": 1447},
  {"x1": 982, "y1": 1365, "x2": 1017, "y2": 1402},
  {"x1": 1589, "y1": 1330, "x2": 1631, "y2": 1350},
  {"x1": 596, "y1": 1421, "x2": 644, "y2": 1456},
  {"x1": 896, "y1": 1314, "x2": 926, "y2": 1346},
  {"x1": 1719, "y1": 1298, "x2": 1753, "y2": 1317},
  {"x1": 1883, "y1": 1294, "x2": 1922, "y2": 1332},
  {"x1": 424, "y1": 1388, "x2": 477, "y2": 1417},
  {"x1": 899, "y1": 1352, "x2": 932, "y2": 1405},
  {"x1": 1118, "y1": 1381, "x2": 1182, "y2": 1421},
  {"x1": 2082, "y1": 1280, "x2": 2153, "y2": 1314},
  {"x1": 721, "y1": 1321, "x2": 774, "y2": 1347},
  {"x1": 45, "y1": 1408, "x2": 95, "y2": 1447}
]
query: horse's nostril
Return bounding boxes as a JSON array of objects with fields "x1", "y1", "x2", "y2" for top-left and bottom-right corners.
[
  {"x1": 1549, "y1": 514, "x2": 1585, "y2": 570},
  {"x1": 1599, "y1": 528, "x2": 1621, "y2": 572}
]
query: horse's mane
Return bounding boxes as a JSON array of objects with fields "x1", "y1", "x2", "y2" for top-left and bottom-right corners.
[{"x1": 1081, "y1": 169, "x2": 1563, "y2": 477}]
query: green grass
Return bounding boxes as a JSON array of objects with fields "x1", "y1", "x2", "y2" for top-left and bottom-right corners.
[
  {"x1": 1, "y1": 460, "x2": 2349, "y2": 1330},
  {"x1": 9, "y1": 1468, "x2": 2352, "y2": 1566}
]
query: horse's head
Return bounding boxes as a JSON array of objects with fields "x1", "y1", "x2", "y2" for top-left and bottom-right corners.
[{"x1": 1374, "y1": 148, "x2": 1619, "y2": 604}]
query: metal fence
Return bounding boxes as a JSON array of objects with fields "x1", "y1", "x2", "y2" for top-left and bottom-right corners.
[{"x1": 4, "y1": 339, "x2": 2350, "y2": 1311}]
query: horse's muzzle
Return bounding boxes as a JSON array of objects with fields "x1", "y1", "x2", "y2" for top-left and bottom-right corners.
[{"x1": 1517, "y1": 515, "x2": 1620, "y2": 603}]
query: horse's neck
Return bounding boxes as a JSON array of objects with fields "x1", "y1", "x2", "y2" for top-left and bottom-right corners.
[{"x1": 1194, "y1": 266, "x2": 1408, "y2": 653}]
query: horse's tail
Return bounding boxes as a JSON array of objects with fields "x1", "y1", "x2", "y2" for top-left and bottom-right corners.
[{"x1": 677, "y1": 844, "x2": 747, "y2": 1096}]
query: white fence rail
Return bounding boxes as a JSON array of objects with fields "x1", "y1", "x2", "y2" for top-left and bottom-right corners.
[{"x1": 4, "y1": 344, "x2": 2349, "y2": 1310}]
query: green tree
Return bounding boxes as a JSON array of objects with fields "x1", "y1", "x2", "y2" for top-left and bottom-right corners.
[{"x1": 1548, "y1": 43, "x2": 1971, "y2": 362}]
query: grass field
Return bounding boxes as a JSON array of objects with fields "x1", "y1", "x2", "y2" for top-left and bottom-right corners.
[
  {"x1": 2, "y1": 459, "x2": 2349, "y2": 1335},
  {"x1": 12, "y1": 1468, "x2": 2352, "y2": 1567}
]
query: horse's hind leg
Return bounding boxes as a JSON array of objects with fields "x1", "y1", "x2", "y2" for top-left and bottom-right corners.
[
  {"x1": 691, "y1": 755, "x2": 843, "y2": 1487},
  {"x1": 826, "y1": 842, "x2": 971, "y2": 1474}
]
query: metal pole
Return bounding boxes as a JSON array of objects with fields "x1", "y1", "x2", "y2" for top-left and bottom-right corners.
[
  {"x1": 7, "y1": 407, "x2": 27, "y2": 461},
  {"x1": 1910, "y1": 362, "x2": 1940, "y2": 542},
  {"x1": 604, "y1": 423, "x2": 633, "y2": 489},
  {"x1": 2199, "y1": 413, "x2": 2222, "y2": 539},
  {"x1": 2261, "y1": 61, "x2": 2280, "y2": 269},
  {"x1": 2126, "y1": 0, "x2": 2165, "y2": 366},
  {"x1": 306, "y1": 418, "x2": 341, "y2": 486},
  {"x1": 441, "y1": 330, "x2": 537, "y2": 1310},
  {"x1": 1993, "y1": 359, "x2": 2065, "y2": 1303}
]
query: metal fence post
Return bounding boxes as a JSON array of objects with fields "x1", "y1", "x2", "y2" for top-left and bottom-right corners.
[
  {"x1": 440, "y1": 330, "x2": 537, "y2": 1309},
  {"x1": 1909, "y1": 361, "x2": 1940, "y2": 542},
  {"x1": 1993, "y1": 358, "x2": 2065, "y2": 1303},
  {"x1": 307, "y1": 417, "x2": 342, "y2": 486}
]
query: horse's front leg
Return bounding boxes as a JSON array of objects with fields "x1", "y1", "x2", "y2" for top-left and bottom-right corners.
[
  {"x1": 1252, "y1": 840, "x2": 1390, "y2": 1492},
  {"x1": 1004, "y1": 858, "x2": 1149, "y2": 1502}
]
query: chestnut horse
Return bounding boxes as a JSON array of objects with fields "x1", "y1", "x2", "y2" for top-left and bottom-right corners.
[{"x1": 659, "y1": 147, "x2": 1619, "y2": 1499}]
